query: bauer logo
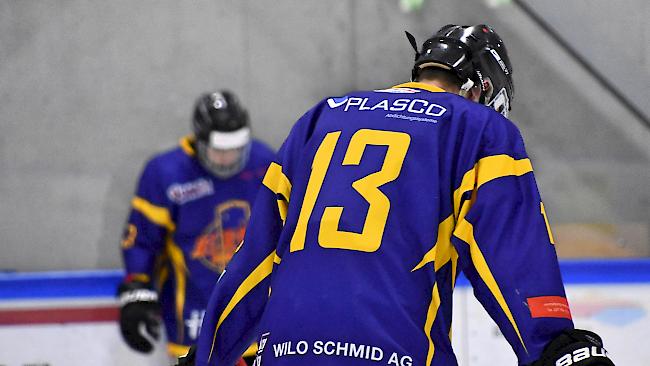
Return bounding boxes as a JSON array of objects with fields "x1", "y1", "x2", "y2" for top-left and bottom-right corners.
[{"x1": 555, "y1": 346, "x2": 608, "y2": 366}]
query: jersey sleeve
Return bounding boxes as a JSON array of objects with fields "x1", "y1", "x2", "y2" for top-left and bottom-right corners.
[
  {"x1": 450, "y1": 113, "x2": 573, "y2": 365},
  {"x1": 195, "y1": 102, "x2": 324, "y2": 366},
  {"x1": 120, "y1": 158, "x2": 175, "y2": 282}
]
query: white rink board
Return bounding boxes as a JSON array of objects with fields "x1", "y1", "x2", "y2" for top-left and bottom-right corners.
[
  {"x1": 452, "y1": 284, "x2": 650, "y2": 366},
  {"x1": 0, "y1": 264, "x2": 648, "y2": 365},
  {"x1": 0, "y1": 322, "x2": 170, "y2": 366}
]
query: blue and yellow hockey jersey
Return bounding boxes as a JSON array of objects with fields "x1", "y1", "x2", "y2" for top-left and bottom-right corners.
[
  {"x1": 195, "y1": 82, "x2": 573, "y2": 366},
  {"x1": 120, "y1": 136, "x2": 274, "y2": 356}
]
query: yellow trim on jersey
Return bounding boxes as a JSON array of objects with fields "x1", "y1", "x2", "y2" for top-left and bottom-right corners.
[
  {"x1": 180, "y1": 135, "x2": 196, "y2": 156},
  {"x1": 168, "y1": 342, "x2": 191, "y2": 357},
  {"x1": 453, "y1": 155, "x2": 533, "y2": 218},
  {"x1": 392, "y1": 82, "x2": 446, "y2": 94},
  {"x1": 166, "y1": 239, "x2": 188, "y2": 343},
  {"x1": 453, "y1": 218, "x2": 528, "y2": 354},
  {"x1": 244, "y1": 342, "x2": 258, "y2": 357},
  {"x1": 263, "y1": 162, "x2": 292, "y2": 199},
  {"x1": 208, "y1": 251, "x2": 276, "y2": 362},
  {"x1": 423, "y1": 282, "x2": 441, "y2": 366},
  {"x1": 263, "y1": 162, "x2": 292, "y2": 222},
  {"x1": 131, "y1": 196, "x2": 176, "y2": 231},
  {"x1": 540, "y1": 202, "x2": 556, "y2": 244},
  {"x1": 412, "y1": 215, "x2": 455, "y2": 272},
  {"x1": 127, "y1": 273, "x2": 150, "y2": 283},
  {"x1": 273, "y1": 252, "x2": 282, "y2": 264}
]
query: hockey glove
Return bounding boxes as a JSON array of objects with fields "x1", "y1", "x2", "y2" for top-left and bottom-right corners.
[
  {"x1": 117, "y1": 280, "x2": 161, "y2": 353},
  {"x1": 530, "y1": 328, "x2": 615, "y2": 366}
]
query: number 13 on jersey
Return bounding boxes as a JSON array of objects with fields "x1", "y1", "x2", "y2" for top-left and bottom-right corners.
[{"x1": 290, "y1": 128, "x2": 411, "y2": 253}]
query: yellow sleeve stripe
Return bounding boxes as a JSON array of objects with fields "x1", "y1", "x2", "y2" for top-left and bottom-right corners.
[
  {"x1": 166, "y1": 239, "x2": 188, "y2": 342},
  {"x1": 453, "y1": 218, "x2": 528, "y2": 354},
  {"x1": 263, "y1": 162, "x2": 292, "y2": 222},
  {"x1": 453, "y1": 155, "x2": 533, "y2": 218},
  {"x1": 131, "y1": 196, "x2": 175, "y2": 231},
  {"x1": 208, "y1": 251, "x2": 276, "y2": 362},
  {"x1": 273, "y1": 252, "x2": 282, "y2": 264},
  {"x1": 540, "y1": 202, "x2": 556, "y2": 244},
  {"x1": 423, "y1": 282, "x2": 441, "y2": 366},
  {"x1": 263, "y1": 162, "x2": 292, "y2": 199}
]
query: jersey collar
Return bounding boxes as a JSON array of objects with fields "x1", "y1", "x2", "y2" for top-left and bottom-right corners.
[
  {"x1": 391, "y1": 82, "x2": 447, "y2": 93},
  {"x1": 179, "y1": 135, "x2": 196, "y2": 156}
]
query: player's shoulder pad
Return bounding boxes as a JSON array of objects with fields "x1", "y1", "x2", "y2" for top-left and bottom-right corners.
[{"x1": 530, "y1": 328, "x2": 615, "y2": 366}]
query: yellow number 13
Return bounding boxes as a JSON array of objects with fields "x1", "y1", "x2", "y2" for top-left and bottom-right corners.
[{"x1": 290, "y1": 129, "x2": 411, "y2": 253}]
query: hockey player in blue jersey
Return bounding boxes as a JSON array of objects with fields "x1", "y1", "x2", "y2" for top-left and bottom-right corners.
[
  {"x1": 178, "y1": 25, "x2": 615, "y2": 366},
  {"x1": 117, "y1": 90, "x2": 274, "y2": 363}
]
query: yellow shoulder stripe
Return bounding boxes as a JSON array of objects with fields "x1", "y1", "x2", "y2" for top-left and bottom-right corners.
[
  {"x1": 454, "y1": 155, "x2": 532, "y2": 218},
  {"x1": 131, "y1": 197, "x2": 175, "y2": 231},
  {"x1": 208, "y1": 251, "x2": 276, "y2": 362},
  {"x1": 414, "y1": 155, "x2": 531, "y2": 271},
  {"x1": 453, "y1": 218, "x2": 528, "y2": 354},
  {"x1": 263, "y1": 162, "x2": 292, "y2": 199},
  {"x1": 263, "y1": 162, "x2": 292, "y2": 222},
  {"x1": 179, "y1": 135, "x2": 196, "y2": 156}
]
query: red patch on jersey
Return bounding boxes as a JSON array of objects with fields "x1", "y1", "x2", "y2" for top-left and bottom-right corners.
[{"x1": 527, "y1": 296, "x2": 572, "y2": 319}]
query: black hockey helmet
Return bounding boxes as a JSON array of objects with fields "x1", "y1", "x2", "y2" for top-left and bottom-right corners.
[
  {"x1": 406, "y1": 24, "x2": 514, "y2": 117},
  {"x1": 191, "y1": 91, "x2": 252, "y2": 178},
  {"x1": 192, "y1": 90, "x2": 250, "y2": 141}
]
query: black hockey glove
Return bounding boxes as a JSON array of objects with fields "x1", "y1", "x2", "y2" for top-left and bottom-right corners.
[
  {"x1": 117, "y1": 280, "x2": 161, "y2": 353},
  {"x1": 175, "y1": 345, "x2": 196, "y2": 366},
  {"x1": 530, "y1": 328, "x2": 615, "y2": 366}
]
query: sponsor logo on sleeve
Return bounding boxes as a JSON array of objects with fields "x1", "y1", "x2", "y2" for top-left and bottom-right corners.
[{"x1": 527, "y1": 296, "x2": 572, "y2": 320}]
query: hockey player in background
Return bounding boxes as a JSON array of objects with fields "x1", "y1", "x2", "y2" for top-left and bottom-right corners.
[
  {"x1": 178, "y1": 25, "x2": 615, "y2": 366},
  {"x1": 117, "y1": 90, "x2": 274, "y2": 364}
]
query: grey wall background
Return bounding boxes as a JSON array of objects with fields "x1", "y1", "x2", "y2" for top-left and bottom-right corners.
[{"x1": 1, "y1": 0, "x2": 648, "y2": 271}]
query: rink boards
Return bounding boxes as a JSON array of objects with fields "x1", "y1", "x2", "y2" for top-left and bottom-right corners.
[{"x1": 0, "y1": 260, "x2": 648, "y2": 365}]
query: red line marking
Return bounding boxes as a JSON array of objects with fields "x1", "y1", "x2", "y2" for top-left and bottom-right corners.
[{"x1": 0, "y1": 306, "x2": 119, "y2": 325}]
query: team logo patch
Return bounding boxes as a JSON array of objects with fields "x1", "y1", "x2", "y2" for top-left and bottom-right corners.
[
  {"x1": 191, "y1": 200, "x2": 250, "y2": 272},
  {"x1": 167, "y1": 178, "x2": 214, "y2": 204}
]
